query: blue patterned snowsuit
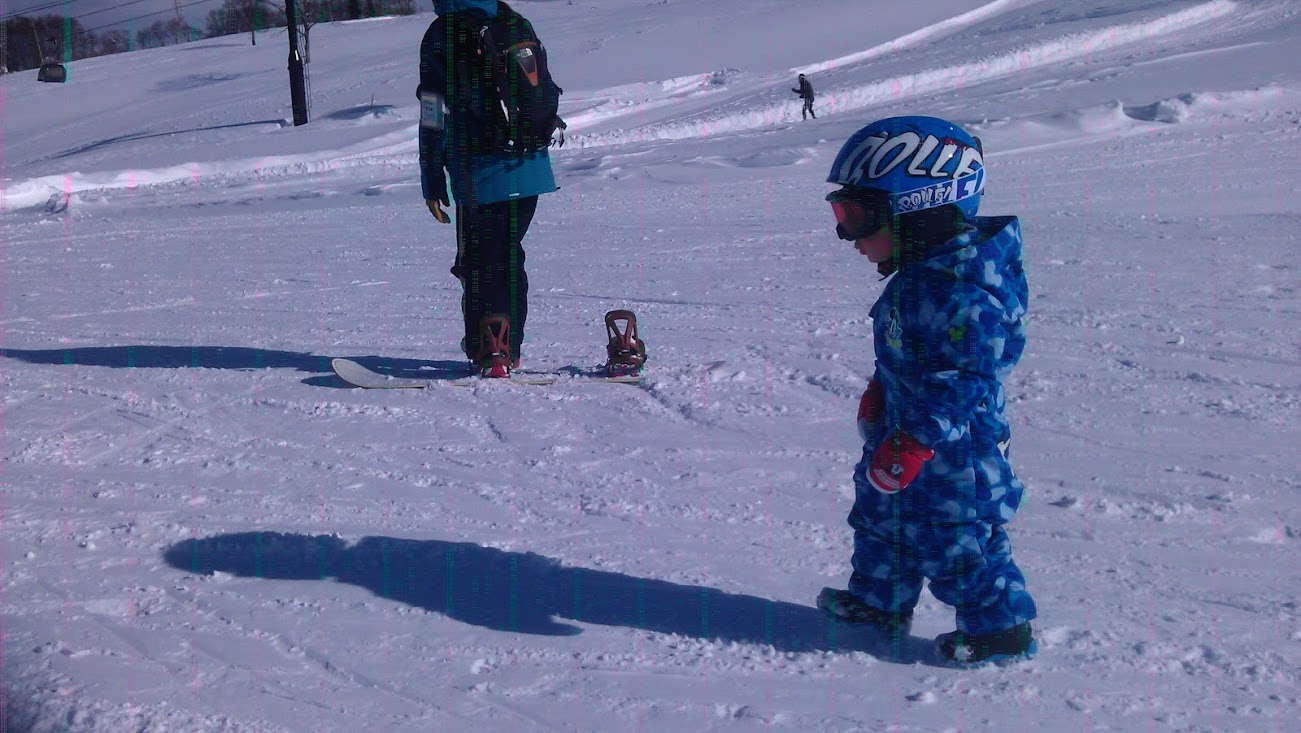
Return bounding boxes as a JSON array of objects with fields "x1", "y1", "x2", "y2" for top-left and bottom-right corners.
[{"x1": 849, "y1": 216, "x2": 1037, "y2": 636}]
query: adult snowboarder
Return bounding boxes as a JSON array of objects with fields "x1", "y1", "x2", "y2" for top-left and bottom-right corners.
[
  {"x1": 817, "y1": 116, "x2": 1038, "y2": 666},
  {"x1": 418, "y1": 0, "x2": 561, "y2": 377},
  {"x1": 792, "y1": 73, "x2": 816, "y2": 120}
]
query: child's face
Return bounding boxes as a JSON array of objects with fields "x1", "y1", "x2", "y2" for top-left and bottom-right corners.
[{"x1": 854, "y1": 227, "x2": 895, "y2": 262}]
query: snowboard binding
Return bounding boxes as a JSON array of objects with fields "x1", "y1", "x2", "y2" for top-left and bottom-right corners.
[
  {"x1": 604, "y1": 310, "x2": 647, "y2": 377},
  {"x1": 475, "y1": 314, "x2": 514, "y2": 378}
]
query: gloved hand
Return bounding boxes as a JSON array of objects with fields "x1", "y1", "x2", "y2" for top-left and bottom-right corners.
[
  {"x1": 426, "y1": 198, "x2": 450, "y2": 224},
  {"x1": 856, "y1": 379, "x2": 884, "y2": 443},
  {"x1": 550, "y1": 118, "x2": 568, "y2": 148},
  {"x1": 866, "y1": 432, "x2": 934, "y2": 495}
]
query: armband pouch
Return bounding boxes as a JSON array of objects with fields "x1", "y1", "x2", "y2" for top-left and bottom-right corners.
[{"x1": 419, "y1": 90, "x2": 445, "y2": 130}]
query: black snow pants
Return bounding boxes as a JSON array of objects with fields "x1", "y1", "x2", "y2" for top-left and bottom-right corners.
[{"x1": 451, "y1": 196, "x2": 538, "y2": 360}]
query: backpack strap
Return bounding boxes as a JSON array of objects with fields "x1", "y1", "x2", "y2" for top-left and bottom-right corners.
[{"x1": 447, "y1": 11, "x2": 510, "y2": 153}]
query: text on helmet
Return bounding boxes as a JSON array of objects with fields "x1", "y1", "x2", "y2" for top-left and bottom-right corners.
[{"x1": 840, "y1": 132, "x2": 983, "y2": 184}]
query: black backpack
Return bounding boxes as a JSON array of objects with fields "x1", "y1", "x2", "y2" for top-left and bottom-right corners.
[{"x1": 453, "y1": 1, "x2": 565, "y2": 154}]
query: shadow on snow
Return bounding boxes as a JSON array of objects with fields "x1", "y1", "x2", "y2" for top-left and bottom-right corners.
[
  {"x1": 0, "y1": 345, "x2": 466, "y2": 387},
  {"x1": 53, "y1": 119, "x2": 287, "y2": 159},
  {"x1": 163, "y1": 531, "x2": 938, "y2": 665}
]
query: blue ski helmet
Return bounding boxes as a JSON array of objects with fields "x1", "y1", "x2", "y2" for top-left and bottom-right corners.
[{"x1": 827, "y1": 116, "x2": 985, "y2": 221}]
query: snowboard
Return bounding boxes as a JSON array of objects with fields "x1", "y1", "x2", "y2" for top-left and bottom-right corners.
[{"x1": 330, "y1": 358, "x2": 640, "y2": 389}]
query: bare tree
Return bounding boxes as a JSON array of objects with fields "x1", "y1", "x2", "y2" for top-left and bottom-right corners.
[
  {"x1": 137, "y1": 18, "x2": 198, "y2": 49},
  {"x1": 287, "y1": 0, "x2": 413, "y2": 65},
  {"x1": 203, "y1": 0, "x2": 286, "y2": 43},
  {"x1": 294, "y1": 0, "x2": 322, "y2": 64},
  {"x1": 0, "y1": 14, "x2": 94, "y2": 70},
  {"x1": 97, "y1": 29, "x2": 131, "y2": 55},
  {"x1": 0, "y1": 12, "x2": 199, "y2": 70}
]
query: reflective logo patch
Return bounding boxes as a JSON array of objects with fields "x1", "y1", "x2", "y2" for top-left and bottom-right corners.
[
  {"x1": 509, "y1": 42, "x2": 541, "y2": 87},
  {"x1": 885, "y1": 307, "x2": 904, "y2": 350}
]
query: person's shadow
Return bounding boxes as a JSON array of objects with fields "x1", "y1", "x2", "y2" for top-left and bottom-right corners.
[
  {"x1": 163, "y1": 532, "x2": 937, "y2": 664},
  {"x1": 0, "y1": 346, "x2": 467, "y2": 388}
]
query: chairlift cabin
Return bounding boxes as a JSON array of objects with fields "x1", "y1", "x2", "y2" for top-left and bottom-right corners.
[{"x1": 37, "y1": 61, "x2": 67, "y2": 83}]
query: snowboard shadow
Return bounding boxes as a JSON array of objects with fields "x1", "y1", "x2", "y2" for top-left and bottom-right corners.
[
  {"x1": 52, "y1": 118, "x2": 283, "y2": 159},
  {"x1": 163, "y1": 531, "x2": 938, "y2": 665},
  {"x1": 0, "y1": 346, "x2": 467, "y2": 388}
]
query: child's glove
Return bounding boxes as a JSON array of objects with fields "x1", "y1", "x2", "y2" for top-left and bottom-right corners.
[
  {"x1": 856, "y1": 379, "x2": 884, "y2": 443},
  {"x1": 866, "y1": 432, "x2": 934, "y2": 494}
]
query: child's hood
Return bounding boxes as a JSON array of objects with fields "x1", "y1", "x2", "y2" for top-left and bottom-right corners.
[{"x1": 920, "y1": 215, "x2": 1026, "y2": 312}]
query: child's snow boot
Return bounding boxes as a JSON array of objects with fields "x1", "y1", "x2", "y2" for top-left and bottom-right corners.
[
  {"x1": 475, "y1": 314, "x2": 513, "y2": 379},
  {"x1": 604, "y1": 310, "x2": 647, "y2": 377},
  {"x1": 936, "y1": 623, "x2": 1037, "y2": 667},
  {"x1": 816, "y1": 588, "x2": 913, "y2": 635}
]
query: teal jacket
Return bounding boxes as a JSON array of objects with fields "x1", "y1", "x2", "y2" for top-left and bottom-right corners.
[{"x1": 419, "y1": 0, "x2": 558, "y2": 206}]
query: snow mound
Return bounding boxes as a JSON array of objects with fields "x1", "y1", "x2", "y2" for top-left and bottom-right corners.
[
  {"x1": 1124, "y1": 85, "x2": 1299, "y2": 123},
  {"x1": 975, "y1": 84, "x2": 1300, "y2": 152}
]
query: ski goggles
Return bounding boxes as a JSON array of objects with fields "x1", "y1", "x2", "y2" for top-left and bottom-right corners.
[{"x1": 826, "y1": 187, "x2": 892, "y2": 241}]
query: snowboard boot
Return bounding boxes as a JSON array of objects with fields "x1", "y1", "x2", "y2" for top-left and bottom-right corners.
[
  {"x1": 816, "y1": 588, "x2": 913, "y2": 636},
  {"x1": 936, "y1": 623, "x2": 1037, "y2": 667},
  {"x1": 462, "y1": 337, "x2": 519, "y2": 373},
  {"x1": 474, "y1": 314, "x2": 514, "y2": 379},
  {"x1": 604, "y1": 310, "x2": 647, "y2": 377}
]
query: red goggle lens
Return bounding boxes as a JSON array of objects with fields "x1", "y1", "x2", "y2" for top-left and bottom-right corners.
[{"x1": 828, "y1": 196, "x2": 887, "y2": 241}]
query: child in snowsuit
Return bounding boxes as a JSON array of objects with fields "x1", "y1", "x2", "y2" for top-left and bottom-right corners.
[
  {"x1": 817, "y1": 116, "x2": 1038, "y2": 666},
  {"x1": 792, "y1": 74, "x2": 816, "y2": 119}
]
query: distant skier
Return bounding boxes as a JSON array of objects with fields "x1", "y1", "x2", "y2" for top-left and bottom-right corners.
[
  {"x1": 418, "y1": 0, "x2": 563, "y2": 377},
  {"x1": 792, "y1": 73, "x2": 816, "y2": 119},
  {"x1": 816, "y1": 116, "x2": 1038, "y2": 666}
]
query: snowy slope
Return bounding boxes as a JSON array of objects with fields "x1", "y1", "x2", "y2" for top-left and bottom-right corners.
[{"x1": 2, "y1": 1, "x2": 1300, "y2": 731}]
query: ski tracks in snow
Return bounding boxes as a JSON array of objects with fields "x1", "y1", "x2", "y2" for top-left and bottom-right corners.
[
  {"x1": 569, "y1": 0, "x2": 1244, "y2": 147},
  {"x1": 3, "y1": 0, "x2": 1269, "y2": 211}
]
